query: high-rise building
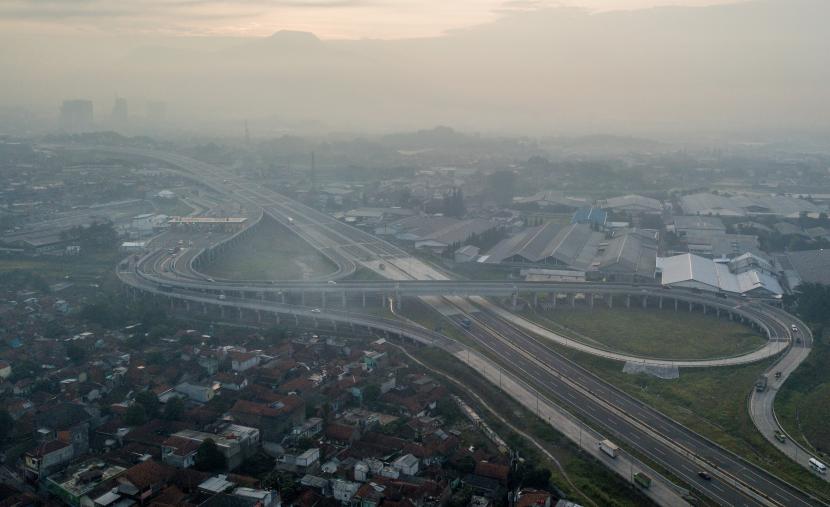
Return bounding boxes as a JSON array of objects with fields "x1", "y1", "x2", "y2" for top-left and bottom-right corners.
[
  {"x1": 60, "y1": 100, "x2": 93, "y2": 132},
  {"x1": 111, "y1": 97, "x2": 128, "y2": 127}
]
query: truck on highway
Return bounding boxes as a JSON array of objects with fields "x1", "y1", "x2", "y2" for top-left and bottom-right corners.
[
  {"x1": 755, "y1": 373, "x2": 769, "y2": 392},
  {"x1": 633, "y1": 472, "x2": 651, "y2": 489},
  {"x1": 598, "y1": 439, "x2": 619, "y2": 458}
]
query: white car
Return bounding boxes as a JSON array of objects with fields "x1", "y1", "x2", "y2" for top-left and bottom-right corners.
[
  {"x1": 311, "y1": 308, "x2": 321, "y2": 313},
  {"x1": 791, "y1": 324, "x2": 799, "y2": 333},
  {"x1": 327, "y1": 280, "x2": 337, "y2": 285}
]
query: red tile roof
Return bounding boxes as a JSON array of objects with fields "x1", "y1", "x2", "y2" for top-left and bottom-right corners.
[{"x1": 120, "y1": 460, "x2": 175, "y2": 490}]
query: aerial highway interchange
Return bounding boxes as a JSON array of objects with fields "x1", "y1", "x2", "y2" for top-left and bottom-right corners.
[{"x1": 80, "y1": 145, "x2": 825, "y2": 506}]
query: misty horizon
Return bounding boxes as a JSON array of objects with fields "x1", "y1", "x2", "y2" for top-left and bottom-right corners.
[{"x1": 2, "y1": 0, "x2": 829, "y2": 143}]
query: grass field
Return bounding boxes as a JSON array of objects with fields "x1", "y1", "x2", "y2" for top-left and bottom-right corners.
[
  {"x1": 0, "y1": 250, "x2": 123, "y2": 284},
  {"x1": 521, "y1": 306, "x2": 765, "y2": 360},
  {"x1": 204, "y1": 222, "x2": 337, "y2": 281}
]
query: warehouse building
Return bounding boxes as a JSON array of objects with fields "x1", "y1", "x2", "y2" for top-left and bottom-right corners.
[
  {"x1": 657, "y1": 253, "x2": 783, "y2": 297},
  {"x1": 593, "y1": 229, "x2": 659, "y2": 282},
  {"x1": 482, "y1": 223, "x2": 658, "y2": 282},
  {"x1": 482, "y1": 222, "x2": 603, "y2": 270},
  {"x1": 599, "y1": 194, "x2": 663, "y2": 214},
  {"x1": 679, "y1": 192, "x2": 824, "y2": 218},
  {"x1": 378, "y1": 215, "x2": 495, "y2": 253},
  {"x1": 672, "y1": 216, "x2": 726, "y2": 238}
]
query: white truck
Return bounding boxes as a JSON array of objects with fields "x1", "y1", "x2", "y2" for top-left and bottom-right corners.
[{"x1": 598, "y1": 439, "x2": 619, "y2": 459}]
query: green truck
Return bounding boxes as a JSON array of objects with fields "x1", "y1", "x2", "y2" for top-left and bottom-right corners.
[{"x1": 633, "y1": 472, "x2": 652, "y2": 489}]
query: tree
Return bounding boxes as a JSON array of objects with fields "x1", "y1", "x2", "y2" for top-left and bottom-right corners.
[
  {"x1": 135, "y1": 391, "x2": 160, "y2": 418},
  {"x1": 362, "y1": 384, "x2": 381, "y2": 406},
  {"x1": 510, "y1": 462, "x2": 551, "y2": 489},
  {"x1": 453, "y1": 455, "x2": 476, "y2": 474},
  {"x1": 65, "y1": 342, "x2": 87, "y2": 364},
  {"x1": 195, "y1": 438, "x2": 227, "y2": 472},
  {"x1": 163, "y1": 396, "x2": 185, "y2": 421},
  {"x1": 0, "y1": 409, "x2": 13, "y2": 442},
  {"x1": 125, "y1": 403, "x2": 147, "y2": 426}
]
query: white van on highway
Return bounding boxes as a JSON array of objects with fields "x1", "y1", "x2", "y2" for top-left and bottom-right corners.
[{"x1": 809, "y1": 458, "x2": 826, "y2": 474}]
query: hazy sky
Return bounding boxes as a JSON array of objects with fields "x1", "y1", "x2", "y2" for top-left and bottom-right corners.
[{"x1": 1, "y1": 0, "x2": 745, "y2": 39}]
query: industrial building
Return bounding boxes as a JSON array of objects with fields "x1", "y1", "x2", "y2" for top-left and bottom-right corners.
[
  {"x1": 512, "y1": 191, "x2": 588, "y2": 210},
  {"x1": 482, "y1": 223, "x2": 658, "y2": 282},
  {"x1": 679, "y1": 192, "x2": 824, "y2": 218},
  {"x1": 657, "y1": 253, "x2": 783, "y2": 297},
  {"x1": 377, "y1": 215, "x2": 494, "y2": 253},
  {"x1": 672, "y1": 216, "x2": 726, "y2": 238},
  {"x1": 599, "y1": 194, "x2": 663, "y2": 214}
]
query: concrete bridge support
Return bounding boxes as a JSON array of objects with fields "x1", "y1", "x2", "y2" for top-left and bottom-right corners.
[
  {"x1": 342, "y1": 291, "x2": 347, "y2": 308},
  {"x1": 569, "y1": 294, "x2": 575, "y2": 308},
  {"x1": 674, "y1": 299, "x2": 679, "y2": 312},
  {"x1": 659, "y1": 296, "x2": 663, "y2": 310},
  {"x1": 322, "y1": 292, "x2": 327, "y2": 309},
  {"x1": 626, "y1": 295, "x2": 631, "y2": 309},
  {"x1": 533, "y1": 292, "x2": 538, "y2": 308},
  {"x1": 362, "y1": 291, "x2": 367, "y2": 308},
  {"x1": 607, "y1": 294, "x2": 613, "y2": 309},
  {"x1": 512, "y1": 292, "x2": 518, "y2": 310},
  {"x1": 641, "y1": 296, "x2": 647, "y2": 309},
  {"x1": 689, "y1": 301, "x2": 693, "y2": 312},
  {"x1": 301, "y1": 291, "x2": 306, "y2": 306},
  {"x1": 589, "y1": 294, "x2": 594, "y2": 309},
  {"x1": 551, "y1": 293, "x2": 556, "y2": 308}
]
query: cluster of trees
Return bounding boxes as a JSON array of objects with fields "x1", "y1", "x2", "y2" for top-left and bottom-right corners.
[
  {"x1": 60, "y1": 220, "x2": 119, "y2": 251},
  {"x1": 124, "y1": 391, "x2": 185, "y2": 426},
  {"x1": 791, "y1": 283, "x2": 830, "y2": 325}
]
